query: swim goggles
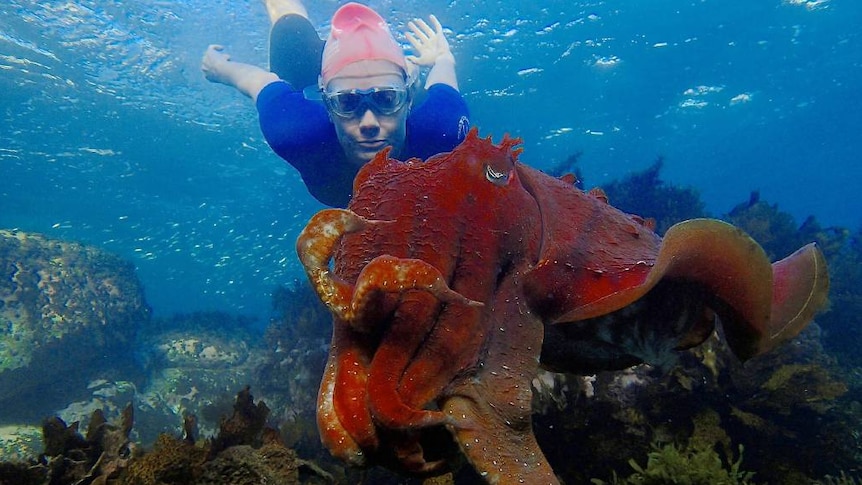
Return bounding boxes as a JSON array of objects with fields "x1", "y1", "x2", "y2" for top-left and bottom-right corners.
[{"x1": 322, "y1": 87, "x2": 410, "y2": 118}]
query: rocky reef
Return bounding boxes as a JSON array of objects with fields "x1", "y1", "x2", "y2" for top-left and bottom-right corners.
[
  {"x1": 0, "y1": 230, "x2": 150, "y2": 422},
  {"x1": 724, "y1": 191, "x2": 848, "y2": 262},
  {"x1": 0, "y1": 387, "x2": 330, "y2": 485},
  {"x1": 255, "y1": 282, "x2": 330, "y2": 458},
  {"x1": 530, "y1": 320, "x2": 852, "y2": 484},
  {"x1": 818, "y1": 226, "x2": 862, "y2": 369},
  {"x1": 133, "y1": 311, "x2": 266, "y2": 445}
]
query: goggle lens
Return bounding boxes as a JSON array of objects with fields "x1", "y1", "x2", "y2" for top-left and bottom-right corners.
[{"x1": 324, "y1": 87, "x2": 408, "y2": 117}]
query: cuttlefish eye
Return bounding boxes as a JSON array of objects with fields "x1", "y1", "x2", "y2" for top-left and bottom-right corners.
[{"x1": 485, "y1": 164, "x2": 510, "y2": 186}]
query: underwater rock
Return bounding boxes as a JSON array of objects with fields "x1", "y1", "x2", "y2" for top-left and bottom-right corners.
[
  {"x1": 0, "y1": 424, "x2": 42, "y2": 462},
  {"x1": 46, "y1": 380, "x2": 139, "y2": 455},
  {"x1": 133, "y1": 313, "x2": 265, "y2": 446},
  {"x1": 138, "y1": 315, "x2": 256, "y2": 370},
  {"x1": 0, "y1": 229, "x2": 150, "y2": 422},
  {"x1": 530, "y1": 369, "x2": 593, "y2": 415},
  {"x1": 3, "y1": 311, "x2": 271, "y2": 462}
]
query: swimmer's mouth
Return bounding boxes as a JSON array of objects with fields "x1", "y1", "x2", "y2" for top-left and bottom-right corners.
[{"x1": 359, "y1": 140, "x2": 387, "y2": 149}]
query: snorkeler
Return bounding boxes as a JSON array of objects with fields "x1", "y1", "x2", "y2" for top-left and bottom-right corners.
[{"x1": 202, "y1": 0, "x2": 470, "y2": 207}]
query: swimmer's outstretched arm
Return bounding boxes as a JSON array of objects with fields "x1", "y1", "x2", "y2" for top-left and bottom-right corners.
[
  {"x1": 405, "y1": 15, "x2": 458, "y2": 92},
  {"x1": 201, "y1": 44, "x2": 279, "y2": 102}
]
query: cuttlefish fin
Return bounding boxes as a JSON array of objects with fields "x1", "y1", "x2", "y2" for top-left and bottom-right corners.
[
  {"x1": 543, "y1": 219, "x2": 829, "y2": 361},
  {"x1": 760, "y1": 242, "x2": 829, "y2": 354},
  {"x1": 640, "y1": 219, "x2": 828, "y2": 360}
]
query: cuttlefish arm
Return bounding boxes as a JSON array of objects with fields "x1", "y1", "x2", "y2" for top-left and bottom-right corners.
[{"x1": 297, "y1": 208, "x2": 483, "y2": 467}]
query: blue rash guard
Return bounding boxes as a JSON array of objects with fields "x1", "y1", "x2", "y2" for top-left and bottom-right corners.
[{"x1": 256, "y1": 81, "x2": 471, "y2": 208}]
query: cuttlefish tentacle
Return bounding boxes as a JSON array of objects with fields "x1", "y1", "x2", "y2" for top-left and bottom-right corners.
[
  {"x1": 317, "y1": 337, "x2": 373, "y2": 466},
  {"x1": 357, "y1": 256, "x2": 483, "y2": 429},
  {"x1": 298, "y1": 209, "x2": 380, "y2": 465},
  {"x1": 297, "y1": 209, "x2": 479, "y2": 329},
  {"x1": 296, "y1": 208, "x2": 376, "y2": 320},
  {"x1": 298, "y1": 209, "x2": 484, "y2": 465},
  {"x1": 351, "y1": 254, "x2": 483, "y2": 333}
]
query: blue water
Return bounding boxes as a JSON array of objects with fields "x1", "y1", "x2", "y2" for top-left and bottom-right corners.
[{"x1": 1, "y1": 0, "x2": 859, "y2": 321}]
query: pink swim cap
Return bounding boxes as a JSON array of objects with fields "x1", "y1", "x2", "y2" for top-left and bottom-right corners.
[{"x1": 320, "y1": 2, "x2": 407, "y2": 87}]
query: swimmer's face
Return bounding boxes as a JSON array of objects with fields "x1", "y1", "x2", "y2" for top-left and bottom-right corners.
[{"x1": 323, "y1": 60, "x2": 410, "y2": 167}]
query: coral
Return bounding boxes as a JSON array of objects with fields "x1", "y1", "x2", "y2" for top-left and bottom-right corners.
[
  {"x1": 0, "y1": 386, "x2": 335, "y2": 485},
  {"x1": 591, "y1": 442, "x2": 756, "y2": 485},
  {"x1": 195, "y1": 444, "x2": 299, "y2": 485}
]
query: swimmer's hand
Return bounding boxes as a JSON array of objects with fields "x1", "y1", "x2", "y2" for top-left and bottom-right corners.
[
  {"x1": 405, "y1": 15, "x2": 454, "y2": 67},
  {"x1": 200, "y1": 44, "x2": 279, "y2": 101},
  {"x1": 201, "y1": 44, "x2": 233, "y2": 85}
]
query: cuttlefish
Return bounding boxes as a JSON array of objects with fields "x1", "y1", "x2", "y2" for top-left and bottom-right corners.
[{"x1": 297, "y1": 129, "x2": 828, "y2": 484}]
